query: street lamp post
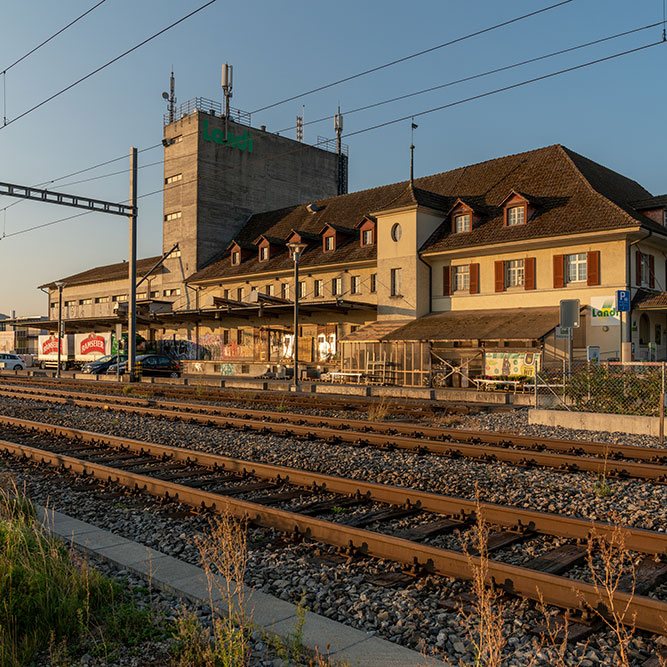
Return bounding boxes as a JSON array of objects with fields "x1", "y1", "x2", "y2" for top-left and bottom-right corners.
[
  {"x1": 55, "y1": 281, "x2": 66, "y2": 378},
  {"x1": 287, "y1": 242, "x2": 307, "y2": 391}
]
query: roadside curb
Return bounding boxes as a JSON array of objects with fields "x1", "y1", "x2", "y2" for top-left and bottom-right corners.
[{"x1": 36, "y1": 506, "x2": 432, "y2": 666}]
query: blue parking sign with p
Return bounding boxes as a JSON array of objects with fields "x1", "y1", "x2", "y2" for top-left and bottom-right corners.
[{"x1": 616, "y1": 289, "x2": 630, "y2": 312}]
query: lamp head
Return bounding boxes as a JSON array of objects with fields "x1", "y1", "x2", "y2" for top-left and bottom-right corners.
[
  {"x1": 55, "y1": 281, "x2": 66, "y2": 290},
  {"x1": 287, "y1": 242, "x2": 308, "y2": 261}
]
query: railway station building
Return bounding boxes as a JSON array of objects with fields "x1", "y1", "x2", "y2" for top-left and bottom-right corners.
[{"x1": 30, "y1": 96, "x2": 667, "y2": 384}]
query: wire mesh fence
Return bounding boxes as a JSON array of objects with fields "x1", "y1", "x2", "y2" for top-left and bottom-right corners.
[{"x1": 535, "y1": 361, "x2": 666, "y2": 417}]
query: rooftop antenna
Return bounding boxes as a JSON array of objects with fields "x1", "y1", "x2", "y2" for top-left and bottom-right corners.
[
  {"x1": 410, "y1": 118, "x2": 418, "y2": 186},
  {"x1": 162, "y1": 69, "x2": 176, "y2": 124},
  {"x1": 334, "y1": 106, "x2": 347, "y2": 195},
  {"x1": 296, "y1": 105, "x2": 305, "y2": 142},
  {"x1": 222, "y1": 63, "x2": 233, "y2": 117}
]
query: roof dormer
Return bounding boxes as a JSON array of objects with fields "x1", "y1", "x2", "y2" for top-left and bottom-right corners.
[
  {"x1": 254, "y1": 235, "x2": 285, "y2": 262},
  {"x1": 500, "y1": 190, "x2": 536, "y2": 227},
  {"x1": 286, "y1": 229, "x2": 320, "y2": 247},
  {"x1": 446, "y1": 199, "x2": 481, "y2": 234},
  {"x1": 226, "y1": 240, "x2": 254, "y2": 266},
  {"x1": 355, "y1": 216, "x2": 377, "y2": 247},
  {"x1": 319, "y1": 223, "x2": 356, "y2": 253}
]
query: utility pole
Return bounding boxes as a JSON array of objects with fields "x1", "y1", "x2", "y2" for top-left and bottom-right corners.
[
  {"x1": 287, "y1": 242, "x2": 307, "y2": 391},
  {"x1": 128, "y1": 147, "x2": 138, "y2": 381},
  {"x1": 55, "y1": 281, "x2": 66, "y2": 378}
]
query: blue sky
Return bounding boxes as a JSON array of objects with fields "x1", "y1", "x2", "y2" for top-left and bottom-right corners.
[{"x1": 1, "y1": 0, "x2": 666, "y2": 316}]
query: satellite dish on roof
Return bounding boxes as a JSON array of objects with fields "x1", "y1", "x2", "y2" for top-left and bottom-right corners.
[{"x1": 162, "y1": 92, "x2": 169, "y2": 100}]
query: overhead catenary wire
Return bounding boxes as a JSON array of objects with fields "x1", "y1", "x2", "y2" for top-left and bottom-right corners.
[
  {"x1": 3, "y1": 37, "x2": 664, "y2": 240},
  {"x1": 0, "y1": 0, "x2": 217, "y2": 131},
  {"x1": 250, "y1": 0, "x2": 575, "y2": 114},
  {"x1": 277, "y1": 21, "x2": 664, "y2": 135},
  {"x1": 1, "y1": 0, "x2": 107, "y2": 75}
]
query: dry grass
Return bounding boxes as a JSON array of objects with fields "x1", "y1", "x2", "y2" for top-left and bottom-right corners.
[
  {"x1": 366, "y1": 398, "x2": 390, "y2": 422},
  {"x1": 174, "y1": 505, "x2": 252, "y2": 666}
]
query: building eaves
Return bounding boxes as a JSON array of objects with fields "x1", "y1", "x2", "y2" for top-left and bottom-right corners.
[{"x1": 40, "y1": 256, "x2": 162, "y2": 290}]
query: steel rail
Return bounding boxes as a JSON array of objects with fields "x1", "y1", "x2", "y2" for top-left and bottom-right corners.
[
  {"x1": 0, "y1": 415, "x2": 665, "y2": 555},
  {"x1": 1, "y1": 434, "x2": 665, "y2": 635},
  {"x1": 2, "y1": 389, "x2": 665, "y2": 482},
  {"x1": 1, "y1": 384, "x2": 663, "y2": 463},
  {"x1": 0, "y1": 376, "x2": 442, "y2": 416}
]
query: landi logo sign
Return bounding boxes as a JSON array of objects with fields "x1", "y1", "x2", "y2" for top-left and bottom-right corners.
[
  {"x1": 80, "y1": 334, "x2": 105, "y2": 356},
  {"x1": 590, "y1": 296, "x2": 620, "y2": 327},
  {"x1": 202, "y1": 120, "x2": 253, "y2": 153}
]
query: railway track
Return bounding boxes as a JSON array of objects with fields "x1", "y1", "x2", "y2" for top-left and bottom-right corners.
[
  {"x1": 0, "y1": 373, "x2": 456, "y2": 418},
  {"x1": 0, "y1": 415, "x2": 666, "y2": 638},
  {"x1": 2, "y1": 383, "x2": 666, "y2": 483}
]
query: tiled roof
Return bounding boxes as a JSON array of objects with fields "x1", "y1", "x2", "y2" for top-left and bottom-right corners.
[
  {"x1": 632, "y1": 288, "x2": 667, "y2": 310},
  {"x1": 341, "y1": 319, "x2": 413, "y2": 341},
  {"x1": 40, "y1": 256, "x2": 162, "y2": 289},
  {"x1": 420, "y1": 145, "x2": 659, "y2": 253},
  {"x1": 382, "y1": 307, "x2": 561, "y2": 341},
  {"x1": 189, "y1": 144, "x2": 663, "y2": 283},
  {"x1": 630, "y1": 195, "x2": 667, "y2": 210}
]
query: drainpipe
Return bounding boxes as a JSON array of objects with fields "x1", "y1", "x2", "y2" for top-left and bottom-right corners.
[
  {"x1": 627, "y1": 230, "x2": 653, "y2": 361},
  {"x1": 417, "y1": 253, "x2": 432, "y2": 316}
]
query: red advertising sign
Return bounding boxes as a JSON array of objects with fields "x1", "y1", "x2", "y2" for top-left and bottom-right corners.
[
  {"x1": 41, "y1": 335, "x2": 61, "y2": 355},
  {"x1": 80, "y1": 334, "x2": 106, "y2": 356}
]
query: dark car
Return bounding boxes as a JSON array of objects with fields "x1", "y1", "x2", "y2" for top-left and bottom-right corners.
[
  {"x1": 82, "y1": 354, "x2": 127, "y2": 374},
  {"x1": 107, "y1": 354, "x2": 181, "y2": 378}
]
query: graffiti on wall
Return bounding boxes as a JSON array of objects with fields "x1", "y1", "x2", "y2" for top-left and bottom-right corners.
[{"x1": 220, "y1": 363, "x2": 235, "y2": 376}]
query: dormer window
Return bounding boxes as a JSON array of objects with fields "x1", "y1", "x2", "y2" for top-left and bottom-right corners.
[
  {"x1": 259, "y1": 246, "x2": 269, "y2": 261},
  {"x1": 454, "y1": 214, "x2": 471, "y2": 233},
  {"x1": 362, "y1": 229, "x2": 373, "y2": 245},
  {"x1": 507, "y1": 206, "x2": 525, "y2": 226},
  {"x1": 231, "y1": 251, "x2": 240, "y2": 265},
  {"x1": 324, "y1": 235, "x2": 335, "y2": 252}
]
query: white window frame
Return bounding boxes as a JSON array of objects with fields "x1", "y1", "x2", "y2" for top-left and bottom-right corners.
[
  {"x1": 259, "y1": 246, "x2": 269, "y2": 261},
  {"x1": 505, "y1": 259, "x2": 524, "y2": 288},
  {"x1": 454, "y1": 214, "x2": 471, "y2": 233},
  {"x1": 165, "y1": 173, "x2": 182, "y2": 184},
  {"x1": 640, "y1": 253, "x2": 651, "y2": 286},
  {"x1": 314, "y1": 279, "x2": 323, "y2": 297},
  {"x1": 453, "y1": 265, "x2": 470, "y2": 291},
  {"x1": 324, "y1": 235, "x2": 335, "y2": 251},
  {"x1": 390, "y1": 268, "x2": 402, "y2": 296},
  {"x1": 565, "y1": 253, "x2": 587, "y2": 284},
  {"x1": 281, "y1": 283, "x2": 290, "y2": 300},
  {"x1": 232, "y1": 251, "x2": 240, "y2": 265},
  {"x1": 265, "y1": 284, "x2": 274, "y2": 297},
  {"x1": 507, "y1": 206, "x2": 525, "y2": 226},
  {"x1": 298, "y1": 281, "x2": 306, "y2": 299},
  {"x1": 351, "y1": 275, "x2": 361, "y2": 294},
  {"x1": 362, "y1": 229, "x2": 373, "y2": 245},
  {"x1": 370, "y1": 273, "x2": 377, "y2": 293},
  {"x1": 164, "y1": 211, "x2": 182, "y2": 222},
  {"x1": 332, "y1": 277, "x2": 342, "y2": 296}
]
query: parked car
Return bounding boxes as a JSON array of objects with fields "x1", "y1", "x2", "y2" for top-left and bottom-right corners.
[
  {"x1": 0, "y1": 352, "x2": 26, "y2": 371},
  {"x1": 82, "y1": 354, "x2": 127, "y2": 374},
  {"x1": 107, "y1": 354, "x2": 181, "y2": 378}
]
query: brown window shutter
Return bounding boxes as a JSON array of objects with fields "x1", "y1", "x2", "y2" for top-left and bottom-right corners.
[
  {"x1": 553, "y1": 255, "x2": 564, "y2": 288},
  {"x1": 469, "y1": 263, "x2": 480, "y2": 294},
  {"x1": 649, "y1": 254, "x2": 655, "y2": 288},
  {"x1": 494, "y1": 261, "x2": 505, "y2": 292},
  {"x1": 524, "y1": 257, "x2": 536, "y2": 290},
  {"x1": 586, "y1": 250, "x2": 600, "y2": 286},
  {"x1": 443, "y1": 266, "x2": 451, "y2": 296},
  {"x1": 636, "y1": 250, "x2": 642, "y2": 286}
]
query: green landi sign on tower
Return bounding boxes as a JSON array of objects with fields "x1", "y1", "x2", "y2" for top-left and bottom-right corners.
[{"x1": 202, "y1": 120, "x2": 253, "y2": 153}]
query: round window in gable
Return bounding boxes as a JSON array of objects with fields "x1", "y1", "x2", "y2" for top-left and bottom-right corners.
[{"x1": 391, "y1": 223, "x2": 402, "y2": 242}]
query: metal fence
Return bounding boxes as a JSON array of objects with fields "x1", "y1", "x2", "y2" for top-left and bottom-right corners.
[{"x1": 535, "y1": 361, "x2": 666, "y2": 417}]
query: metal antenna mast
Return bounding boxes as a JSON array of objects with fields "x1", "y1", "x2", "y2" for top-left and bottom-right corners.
[
  {"x1": 162, "y1": 69, "x2": 177, "y2": 124},
  {"x1": 334, "y1": 106, "x2": 347, "y2": 195},
  {"x1": 410, "y1": 118, "x2": 418, "y2": 185}
]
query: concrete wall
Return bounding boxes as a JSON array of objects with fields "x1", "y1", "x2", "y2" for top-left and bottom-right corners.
[
  {"x1": 529, "y1": 408, "x2": 661, "y2": 436},
  {"x1": 163, "y1": 112, "x2": 342, "y2": 274}
]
